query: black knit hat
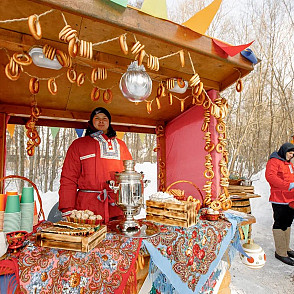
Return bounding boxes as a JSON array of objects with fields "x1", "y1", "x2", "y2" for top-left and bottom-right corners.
[
  {"x1": 90, "y1": 107, "x2": 111, "y2": 123},
  {"x1": 277, "y1": 142, "x2": 294, "y2": 160},
  {"x1": 85, "y1": 107, "x2": 116, "y2": 138}
]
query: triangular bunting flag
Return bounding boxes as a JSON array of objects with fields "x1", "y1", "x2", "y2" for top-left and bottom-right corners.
[
  {"x1": 7, "y1": 124, "x2": 15, "y2": 138},
  {"x1": 182, "y1": 0, "x2": 222, "y2": 35},
  {"x1": 212, "y1": 39, "x2": 254, "y2": 57},
  {"x1": 50, "y1": 127, "x2": 60, "y2": 139},
  {"x1": 141, "y1": 0, "x2": 168, "y2": 20},
  {"x1": 139, "y1": 133, "x2": 146, "y2": 144},
  {"x1": 75, "y1": 129, "x2": 84, "y2": 138},
  {"x1": 110, "y1": 0, "x2": 128, "y2": 7},
  {"x1": 116, "y1": 131, "x2": 125, "y2": 140}
]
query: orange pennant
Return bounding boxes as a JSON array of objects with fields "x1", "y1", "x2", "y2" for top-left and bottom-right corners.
[
  {"x1": 116, "y1": 132, "x2": 125, "y2": 140},
  {"x1": 7, "y1": 124, "x2": 15, "y2": 138},
  {"x1": 182, "y1": 0, "x2": 222, "y2": 35}
]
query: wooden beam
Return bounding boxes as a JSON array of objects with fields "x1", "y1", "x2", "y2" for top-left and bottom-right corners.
[
  {"x1": 30, "y1": 0, "x2": 253, "y2": 71},
  {"x1": 0, "y1": 27, "x2": 220, "y2": 89},
  {"x1": 8, "y1": 116, "x2": 156, "y2": 134},
  {"x1": 1, "y1": 104, "x2": 158, "y2": 127},
  {"x1": 0, "y1": 113, "x2": 7, "y2": 193}
]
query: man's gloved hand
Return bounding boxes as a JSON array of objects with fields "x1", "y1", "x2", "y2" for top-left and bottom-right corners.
[
  {"x1": 289, "y1": 183, "x2": 294, "y2": 191},
  {"x1": 61, "y1": 210, "x2": 73, "y2": 220}
]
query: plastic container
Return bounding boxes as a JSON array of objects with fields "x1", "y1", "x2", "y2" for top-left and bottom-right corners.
[
  {"x1": 5, "y1": 195, "x2": 20, "y2": 213},
  {"x1": 21, "y1": 187, "x2": 34, "y2": 203}
]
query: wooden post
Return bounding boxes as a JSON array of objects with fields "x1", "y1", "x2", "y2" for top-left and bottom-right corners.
[{"x1": 0, "y1": 112, "x2": 7, "y2": 193}]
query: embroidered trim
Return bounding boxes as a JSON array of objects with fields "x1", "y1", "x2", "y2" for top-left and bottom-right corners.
[
  {"x1": 80, "y1": 153, "x2": 96, "y2": 160},
  {"x1": 94, "y1": 135, "x2": 120, "y2": 160}
]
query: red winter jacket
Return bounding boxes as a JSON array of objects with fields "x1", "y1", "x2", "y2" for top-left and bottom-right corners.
[
  {"x1": 59, "y1": 134, "x2": 132, "y2": 222},
  {"x1": 265, "y1": 152, "x2": 294, "y2": 204}
]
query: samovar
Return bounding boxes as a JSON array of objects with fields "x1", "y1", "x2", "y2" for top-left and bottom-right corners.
[{"x1": 108, "y1": 160, "x2": 158, "y2": 238}]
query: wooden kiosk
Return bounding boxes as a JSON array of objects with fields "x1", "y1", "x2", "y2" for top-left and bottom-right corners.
[{"x1": 0, "y1": 1, "x2": 256, "y2": 293}]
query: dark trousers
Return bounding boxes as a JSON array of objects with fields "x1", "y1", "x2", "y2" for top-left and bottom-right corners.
[{"x1": 272, "y1": 203, "x2": 294, "y2": 231}]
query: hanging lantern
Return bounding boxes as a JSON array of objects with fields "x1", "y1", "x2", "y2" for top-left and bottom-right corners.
[{"x1": 119, "y1": 61, "x2": 152, "y2": 102}]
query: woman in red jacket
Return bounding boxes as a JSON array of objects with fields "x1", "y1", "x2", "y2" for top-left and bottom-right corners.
[
  {"x1": 265, "y1": 142, "x2": 294, "y2": 266},
  {"x1": 59, "y1": 107, "x2": 132, "y2": 224}
]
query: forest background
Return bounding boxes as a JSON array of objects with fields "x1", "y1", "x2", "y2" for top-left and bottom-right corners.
[{"x1": 4, "y1": 0, "x2": 294, "y2": 193}]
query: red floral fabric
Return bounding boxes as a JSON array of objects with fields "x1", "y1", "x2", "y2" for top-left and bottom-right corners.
[{"x1": 13, "y1": 222, "x2": 141, "y2": 294}]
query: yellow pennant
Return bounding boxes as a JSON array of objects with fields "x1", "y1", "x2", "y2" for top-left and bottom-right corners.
[
  {"x1": 139, "y1": 133, "x2": 146, "y2": 144},
  {"x1": 7, "y1": 124, "x2": 15, "y2": 138},
  {"x1": 182, "y1": 0, "x2": 222, "y2": 35},
  {"x1": 116, "y1": 131, "x2": 125, "y2": 140},
  {"x1": 141, "y1": 0, "x2": 168, "y2": 20}
]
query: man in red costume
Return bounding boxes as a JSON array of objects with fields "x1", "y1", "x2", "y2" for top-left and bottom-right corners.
[
  {"x1": 59, "y1": 107, "x2": 132, "y2": 223},
  {"x1": 265, "y1": 142, "x2": 294, "y2": 266}
]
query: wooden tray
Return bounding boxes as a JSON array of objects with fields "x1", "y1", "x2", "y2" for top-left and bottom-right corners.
[
  {"x1": 36, "y1": 225, "x2": 107, "y2": 252},
  {"x1": 146, "y1": 200, "x2": 199, "y2": 228}
]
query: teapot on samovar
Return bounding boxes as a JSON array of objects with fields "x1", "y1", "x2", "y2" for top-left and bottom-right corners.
[{"x1": 108, "y1": 160, "x2": 149, "y2": 233}]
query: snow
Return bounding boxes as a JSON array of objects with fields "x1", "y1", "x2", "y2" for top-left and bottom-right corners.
[{"x1": 16, "y1": 164, "x2": 294, "y2": 293}]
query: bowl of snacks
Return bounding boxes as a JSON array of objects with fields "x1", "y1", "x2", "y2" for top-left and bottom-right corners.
[
  {"x1": 6, "y1": 231, "x2": 28, "y2": 250},
  {"x1": 205, "y1": 208, "x2": 220, "y2": 221},
  {"x1": 67, "y1": 210, "x2": 103, "y2": 226}
]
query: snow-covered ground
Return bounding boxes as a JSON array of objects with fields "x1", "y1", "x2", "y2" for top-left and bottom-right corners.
[{"x1": 7, "y1": 164, "x2": 294, "y2": 293}]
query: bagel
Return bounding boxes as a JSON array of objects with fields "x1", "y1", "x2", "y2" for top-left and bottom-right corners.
[
  {"x1": 210, "y1": 200, "x2": 222, "y2": 211},
  {"x1": 138, "y1": 49, "x2": 145, "y2": 66},
  {"x1": 216, "y1": 122, "x2": 226, "y2": 134},
  {"x1": 48, "y1": 78, "x2": 58, "y2": 95},
  {"x1": 103, "y1": 89, "x2": 113, "y2": 104},
  {"x1": 146, "y1": 101, "x2": 152, "y2": 114},
  {"x1": 13, "y1": 53, "x2": 32, "y2": 66},
  {"x1": 91, "y1": 87, "x2": 100, "y2": 101},
  {"x1": 156, "y1": 97, "x2": 161, "y2": 110},
  {"x1": 222, "y1": 199, "x2": 232, "y2": 210},
  {"x1": 119, "y1": 34, "x2": 128, "y2": 55},
  {"x1": 168, "y1": 92, "x2": 173, "y2": 105},
  {"x1": 26, "y1": 129, "x2": 38, "y2": 140},
  {"x1": 236, "y1": 79, "x2": 243, "y2": 92},
  {"x1": 67, "y1": 68, "x2": 77, "y2": 83},
  {"x1": 91, "y1": 68, "x2": 98, "y2": 83},
  {"x1": 179, "y1": 50, "x2": 185, "y2": 67},
  {"x1": 34, "y1": 135, "x2": 41, "y2": 146},
  {"x1": 31, "y1": 106, "x2": 41, "y2": 118},
  {"x1": 27, "y1": 146, "x2": 35, "y2": 156},
  {"x1": 216, "y1": 143, "x2": 224, "y2": 153},
  {"x1": 28, "y1": 15, "x2": 42, "y2": 40},
  {"x1": 29, "y1": 77, "x2": 39, "y2": 94},
  {"x1": 5, "y1": 63, "x2": 20, "y2": 81},
  {"x1": 204, "y1": 142, "x2": 215, "y2": 153},
  {"x1": 55, "y1": 50, "x2": 67, "y2": 67},
  {"x1": 204, "y1": 169, "x2": 214, "y2": 180},
  {"x1": 77, "y1": 73, "x2": 85, "y2": 87},
  {"x1": 68, "y1": 38, "x2": 78, "y2": 58},
  {"x1": 25, "y1": 120, "x2": 35, "y2": 130},
  {"x1": 220, "y1": 166, "x2": 230, "y2": 178},
  {"x1": 177, "y1": 78, "x2": 185, "y2": 88},
  {"x1": 180, "y1": 99, "x2": 185, "y2": 112}
]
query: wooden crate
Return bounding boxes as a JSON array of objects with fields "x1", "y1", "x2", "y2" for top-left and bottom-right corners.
[
  {"x1": 146, "y1": 200, "x2": 199, "y2": 228},
  {"x1": 36, "y1": 225, "x2": 107, "y2": 252}
]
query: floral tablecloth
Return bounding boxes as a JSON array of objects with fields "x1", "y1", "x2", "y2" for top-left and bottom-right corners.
[
  {"x1": 143, "y1": 214, "x2": 237, "y2": 294},
  {"x1": 1, "y1": 221, "x2": 141, "y2": 294}
]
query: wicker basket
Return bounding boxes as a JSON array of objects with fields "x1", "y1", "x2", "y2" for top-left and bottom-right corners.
[
  {"x1": 0, "y1": 175, "x2": 45, "y2": 221},
  {"x1": 166, "y1": 180, "x2": 204, "y2": 203}
]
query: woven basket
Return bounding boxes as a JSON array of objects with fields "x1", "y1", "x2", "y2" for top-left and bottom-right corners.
[
  {"x1": 166, "y1": 180, "x2": 204, "y2": 203},
  {"x1": 0, "y1": 175, "x2": 45, "y2": 221}
]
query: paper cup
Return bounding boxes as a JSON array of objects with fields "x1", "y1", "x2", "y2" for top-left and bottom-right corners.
[
  {"x1": 21, "y1": 187, "x2": 34, "y2": 203},
  {"x1": 0, "y1": 194, "x2": 5, "y2": 211},
  {"x1": 5, "y1": 195, "x2": 20, "y2": 213}
]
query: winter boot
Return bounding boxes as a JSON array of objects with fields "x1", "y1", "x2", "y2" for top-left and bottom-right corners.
[
  {"x1": 285, "y1": 227, "x2": 294, "y2": 258},
  {"x1": 273, "y1": 229, "x2": 294, "y2": 266}
]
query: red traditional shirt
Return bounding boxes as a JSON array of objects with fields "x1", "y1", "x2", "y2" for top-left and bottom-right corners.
[{"x1": 59, "y1": 134, "x2": 132, "y2": 222}]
